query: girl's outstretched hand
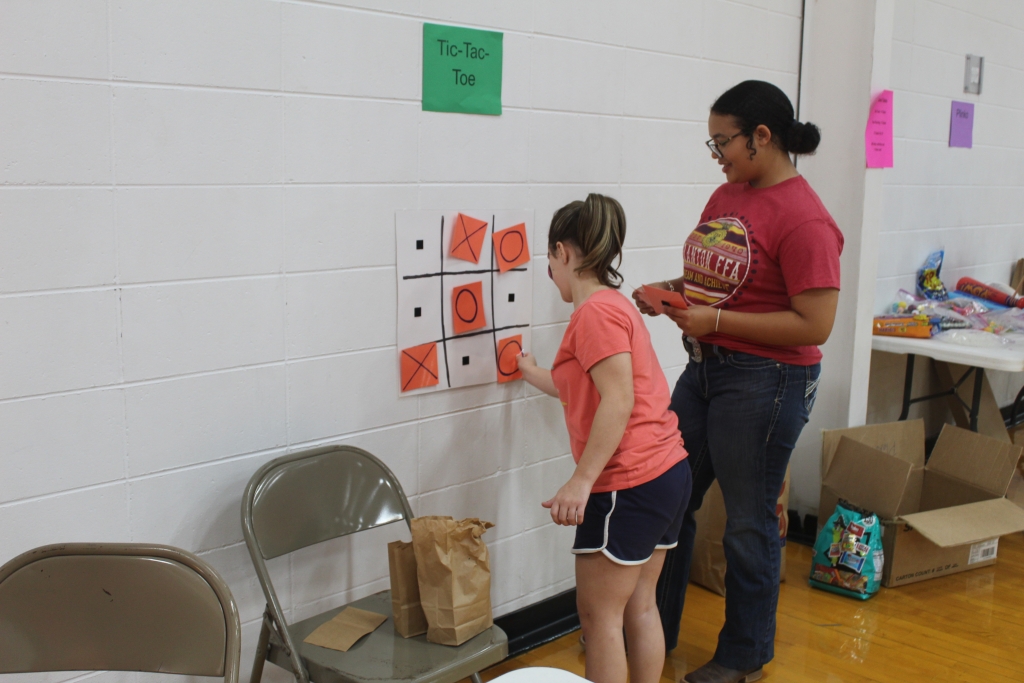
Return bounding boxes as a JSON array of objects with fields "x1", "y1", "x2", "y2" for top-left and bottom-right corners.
[
  {"x1": 516, "y1": 351, "x2": 538, "y2": 372},
  {"x1": 542, "y1": 475, "x2": 593, "y2": 526}
]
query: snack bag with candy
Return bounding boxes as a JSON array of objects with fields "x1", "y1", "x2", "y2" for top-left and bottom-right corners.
[
  {"x1": 809, "y1": 501, "x2": 883, "y2": 600},
  {"x1": 872, "y1": 314, "x2": 937, "y2": 338},
  {"x1": 916, "y1": 250, "x2": 949, "y2": 301}
]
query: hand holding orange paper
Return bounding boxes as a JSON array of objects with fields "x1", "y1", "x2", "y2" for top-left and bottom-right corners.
[
  {"x1": 637, "y1": 285, "x2": 688, "y2": 315},
  {"x1": 496, "y1": 335, "x2": 523, "y2": 383}
]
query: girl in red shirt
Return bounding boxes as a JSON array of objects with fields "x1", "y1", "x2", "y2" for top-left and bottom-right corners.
[
  {"x1": 518, "y1": 194, "x2": 691, "y2": 683},
  {"x1": 634, "y1": 80, "x2": 843, "y2": 683}
]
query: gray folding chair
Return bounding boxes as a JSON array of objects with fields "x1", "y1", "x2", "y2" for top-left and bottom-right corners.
[
  {"x1": 0, "y1": 543, "x2": 241, "y2": 683},
  {"x1": 241, "y1": 445, "x2": 507, "y2": 683}
]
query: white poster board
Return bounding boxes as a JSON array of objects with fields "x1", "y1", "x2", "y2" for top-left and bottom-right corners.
[{"x1": 396, "y1": 210, "x2": 534, "y2": 394}]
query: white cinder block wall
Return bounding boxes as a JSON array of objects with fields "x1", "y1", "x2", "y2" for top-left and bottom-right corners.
[
  {"x1": 877, "y1": 0, "x2": 1024, "y2": 405},
  {"x1": 0, "y1": 2, "x2": 802, "y2": 681}
]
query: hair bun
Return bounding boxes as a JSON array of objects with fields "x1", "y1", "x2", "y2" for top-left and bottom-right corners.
[{"x1": 785, "y1": 121, "x2": 821, "y2": 155}]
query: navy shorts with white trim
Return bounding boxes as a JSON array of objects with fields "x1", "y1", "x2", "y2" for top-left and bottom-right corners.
[{"x1": 572, "y1": 458, "x2": 692, "y2": 566}]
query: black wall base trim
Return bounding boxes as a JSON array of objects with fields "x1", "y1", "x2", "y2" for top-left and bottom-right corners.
[{"x1": 494, "y1": 588, "x2": 580, "y2": 658}]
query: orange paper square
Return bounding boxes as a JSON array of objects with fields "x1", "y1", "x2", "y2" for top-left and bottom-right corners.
[
  {"x1": 400, "y1": 342, "x2": 439, "y2": 392},
  {"x1": 451, "y1": 282, "x2": 487, "y2": 335},
  {"x1": 448, "y1": 213, "x2": 489, "y2": 264},
  {"x1": 493, "y1": 223, "x2": 530, "y2": 273},
  {"x1": 496, "y1": 335, "x2": 523, "y2": 383}
]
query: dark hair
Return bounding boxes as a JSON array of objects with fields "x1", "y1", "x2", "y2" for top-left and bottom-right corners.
[
  {"x1": 548, "y1": 193, "x2": 626, "y2": 289},
  {"x1": 712, "y1": 80, "x2": 820, "y2": 157}
]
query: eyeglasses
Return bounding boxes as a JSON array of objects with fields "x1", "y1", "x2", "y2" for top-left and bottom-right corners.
[{"x1": 705, "y1": 132, "x2": 746, "y2": 159}]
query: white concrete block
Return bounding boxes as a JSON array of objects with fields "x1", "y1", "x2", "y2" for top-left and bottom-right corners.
[
  {"x1": 890, "y1": 40, "x2": 913, "y2": 93},
  {"x1": 530, "y1": 322, "x2": 568, "y2": 369},
  {"x1": 417, "y1": 378, "x2": 531, "y2": 420},
  {"x1": 623, "y1": 51, "x2": 704, "y2": 121},
  {"x1": 530, "y1": 38, "x2": 624, "y2": 116},
  {"x1": 197, "y1": 542, "x2": 290, "y2": 625},
  {"x1": 287, "y1": 348, "x2": 419, "y2": 444},
  {"x1": 284, "y1": 98, "x2": 418, "y2": 183},
  {"x1": 534, "y1": 0, "x2": 625, "y2": 45},
  {"x1": 129, "y1": 450, "x2": 282, "y2": 553},
  {"x1": 125, "y1": 365, "x2": 287, "y2": 477},
  {"x1": 418, "y1": 109, "x2": 530, "y2": 183},
  {"x1": 314, "y1": 0, "x2": 419, "y2": 14},
  {"x1": 0, "y1": 0, "x2": 108, "y2": 78},
  {"x1": 418, "y1": 402, "x2": 526, "y2": 492},
  {"x1": 111, "y1": 0, "x2": 281, "y2": 90},
  {"x1": 0, "y1": 188, "x2": 115, "y2": 293},
  {"x1": 416, "y1": 184, "x2": 531, "y2": 215},
  {"x1": 284, "y1": 185, "x2": 417, "y2": 273},
  {"x1": 727, "y1": 0, "x2": 803, "y2": 16},
  {"x1": 0, "y1": 389, "x2": 125, "y2": 504},
  {"x1": 622, "y1": 0, "x2": 703, "y2": 57},
  {"x1": 487, "y1": 534, "x2": 524, "y2": 610},
  {"x1": 0, "y1": 291, "x2": 120, "y2": 400},
  {"x1": 519, "y1": 395, "x2": 571, "y2": 466},
  {"x1": 701, "y1": 0, "x2": 802, "y2": 74},
  {"x1": 117, "y1": 187, "x2": 284, "y2": 284},
  {"x1": 528, "y1": 184, "x2": 621, "y2": 254},
  {"x1": 616, "y1": 184, "x2": 715, "y2": 249},
  {"x1": 621, "y1": 119, "x2": 709, "y2": 185},
  {"x1": 0, "y1": 483, "x2": 129, "y2": 559},
  {"x1": 112, "y1": 87, "x2": 282, "y2": 185},
  {"x1": 529, "y1": 111, "x2": 622, "y2": 184},
  {"x1": 699, "y1": 61, "x2": 799, "y2": 122},
  {"x1": 420, "y1": 2, "x2": 533, "y2": 32},
  {"x1": 416, "y1": 470, "x2": 523, "y2": 541},
  {"x1": 519, "y1": 523, "x2": 576, "y2": 595},
  {"x1": 0, "y1": 79, "x2": 111, "y2": 185},
  {"x1": 120, "y1": 278, "x2": 286, "y2": 381},
  {"x1": 287, "y1": 268, "x2": 395, "y2": 359},
  {"x1": 501, "y1": 32, "x2": 532, "y2": 109},
  {"x1": 283, "y1": 4, "x2": 420, "y2": 99}
]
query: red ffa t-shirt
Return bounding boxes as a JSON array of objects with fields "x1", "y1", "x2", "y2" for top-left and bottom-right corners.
[
  {"x1": 551, "y1": 289, "x2": 687, "y2": 493},
  {"x1": 683, "y1": 175, "x2": 844, "y2": 365}
]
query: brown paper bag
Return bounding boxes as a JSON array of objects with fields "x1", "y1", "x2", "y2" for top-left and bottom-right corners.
[
  {"x1": 387, "y1": 540, "x2": 428, "y2": 638},
  {"x1": 690, "y1": 466, "x2": 790, "y2": 596},
  {"x1": 410, "y1": 516, "x2": 494, "y2": 646}
]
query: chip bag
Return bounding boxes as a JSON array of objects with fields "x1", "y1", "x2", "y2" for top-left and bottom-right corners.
[
  {"x1": 916, "y1": 250, "x2": 949, "y2": 301},
  {"x1": 809, "y1": 501, "x2": 883, "y2": 600}
]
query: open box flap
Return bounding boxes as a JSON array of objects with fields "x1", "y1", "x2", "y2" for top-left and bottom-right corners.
[
  {"x1": 927, "y1": 424, "x2": 1022, "y2": 497},
  {"x1": 898, "y1": 498, "x2": 1024, "y2": 547},
  {"x1": 822, "y1": 419, "x2": 925, "y2": 475},
  {"x1": 823, "y1": 436, "x2": 914, "y2": 520}
]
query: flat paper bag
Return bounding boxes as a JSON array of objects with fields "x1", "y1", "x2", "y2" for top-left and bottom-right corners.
[
  {"x1": 410, "y1": 516, "x2": 495, "y2": 646},
  {"x1": 303, "y1": 607, "x2": 387, "y2": 652},
  {"x1": 388, "y1": 540, "x2": 429, "y2": 638}
]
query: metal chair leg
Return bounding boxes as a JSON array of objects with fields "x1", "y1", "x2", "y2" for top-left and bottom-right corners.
[
  {"x1": 470, "y1": 674, "x2": 484, "y2": 683},
  {"x1": 250, "y1": 612, "x2": 272, "y2": 683}
]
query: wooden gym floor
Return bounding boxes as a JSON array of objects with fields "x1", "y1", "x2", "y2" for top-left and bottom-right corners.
[{"x1": 471, "y1": 532, "x2": 1024, "y2": 682}]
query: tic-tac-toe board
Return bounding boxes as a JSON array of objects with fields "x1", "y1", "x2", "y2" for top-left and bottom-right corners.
[{"x1": 396, "y1": 210, "x2": 533, "y2": 394}]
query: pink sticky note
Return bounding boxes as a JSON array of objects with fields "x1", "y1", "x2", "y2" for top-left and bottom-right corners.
[{"x1": 865, "y1": 90, "x2": 893, "y2": 168}]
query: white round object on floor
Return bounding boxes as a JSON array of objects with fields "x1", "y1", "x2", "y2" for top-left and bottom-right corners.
[{"x1": 490, "y1": 667, "x2": 587, "y2": 682}]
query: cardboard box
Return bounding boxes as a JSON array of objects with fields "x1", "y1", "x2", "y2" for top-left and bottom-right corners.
[{"x1": 820, "y1": 420, "x2": 1024, "y2": 587}]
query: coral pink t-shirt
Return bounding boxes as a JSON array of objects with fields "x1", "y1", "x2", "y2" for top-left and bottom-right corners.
[
  {"x1": 684, "y1": 175, "x2": 844, "y2": 365},
  {"x1": 551, "y1": 289, "x2": 687, "y2": 493}
]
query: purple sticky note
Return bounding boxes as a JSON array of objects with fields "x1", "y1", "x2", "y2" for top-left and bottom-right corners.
[{"x1": 949, "y1": 101, "x2": 974, "y2": 148}]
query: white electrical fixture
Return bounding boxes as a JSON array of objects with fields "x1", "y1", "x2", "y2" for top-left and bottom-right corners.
[{"x1": 964, "y1": 54, "x2": 983, "y2": 95}]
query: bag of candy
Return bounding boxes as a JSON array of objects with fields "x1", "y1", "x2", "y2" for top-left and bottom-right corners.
[
  {"x1": 809, "y1": 501, "x2": 884, "y2": 600},
  {"x1": 916, "y1": 250, "x2": 949, "y2": 301}
]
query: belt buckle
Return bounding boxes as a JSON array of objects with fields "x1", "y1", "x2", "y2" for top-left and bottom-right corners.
[{"x1": 684, "y1": 335, "x2": 703, "y2": 363}]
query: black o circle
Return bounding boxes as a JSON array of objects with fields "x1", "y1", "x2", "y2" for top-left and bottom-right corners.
[
  {"x1": 455, "y1": 289, "x2": 479, "y2": 323},
  {"x1": 497, "y1": 340, "x2": 523, "y2": 376},
  {"x1": 499, "y1": 231, "x2": 524, "y2": 263}
]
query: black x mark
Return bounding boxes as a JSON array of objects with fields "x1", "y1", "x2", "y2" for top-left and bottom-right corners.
[
  {"x1": 451, "y1": 215, "x2": 487, "y2": 262},
  {"x1": 402, "y1": 346, "x2": 438, "y2": 391}
]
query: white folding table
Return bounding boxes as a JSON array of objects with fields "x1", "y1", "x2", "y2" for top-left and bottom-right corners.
[{"x1": 871, "y1": 335, "x2": 1024, "y2": 431}]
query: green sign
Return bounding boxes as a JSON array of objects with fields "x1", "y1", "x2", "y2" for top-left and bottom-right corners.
[{"x1": 422, "y1": 23, "x2": 502, "y2": 116}]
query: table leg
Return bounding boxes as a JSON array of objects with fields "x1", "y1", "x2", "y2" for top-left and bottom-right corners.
[
  {"x1": 899, "y1": 354, "x2": 916, "y2": 421},
  {"x1": 969, "y1": 366, "x2": 984, "y2": 432}
]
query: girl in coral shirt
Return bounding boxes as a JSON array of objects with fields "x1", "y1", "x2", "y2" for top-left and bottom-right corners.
[{"x1": 518, "y1": 193, "x2": 691, "y2": 683}]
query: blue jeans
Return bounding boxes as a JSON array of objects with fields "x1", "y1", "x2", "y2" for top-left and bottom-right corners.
[{"x1": 655, "y1": 347, "x2": 820, "y2": 671}]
